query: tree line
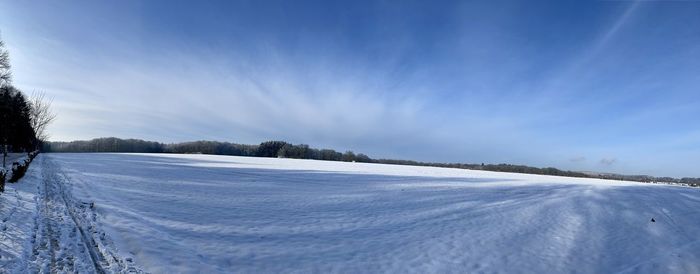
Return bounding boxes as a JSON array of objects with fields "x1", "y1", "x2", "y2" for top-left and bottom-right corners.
[
  {"x1": 42, "y1": 137, "x2": 700, "y2": 187},
  {"x1": 0, "y1": 36, "x2": 55, "y2": 167},
  {"x1": 42, "y1": 138, "x2": 372, "y2": 162}
]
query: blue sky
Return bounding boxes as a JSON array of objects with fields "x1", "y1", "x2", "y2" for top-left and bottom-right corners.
[{"x1": 1, "y1": 0, "x2": 699, "y2": 177}]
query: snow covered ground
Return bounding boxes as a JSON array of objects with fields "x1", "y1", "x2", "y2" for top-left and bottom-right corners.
[
  {"x1": 1, "y1": 154, "x2": 141, "y2": 273},
  {"x1": 2, "y1": 153, "x2": 700, "y2": 273}
]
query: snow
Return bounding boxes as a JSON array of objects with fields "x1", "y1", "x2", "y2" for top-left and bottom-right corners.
[
  {"x1": 0, "y1": 154, "x2": 38, "y2": 271},
  {"x1": 2, "y1": 153, "x2": 700, "y2": 273},
  {"x1": 1, "y1": 154, "x2": 141, "y2": 273}
]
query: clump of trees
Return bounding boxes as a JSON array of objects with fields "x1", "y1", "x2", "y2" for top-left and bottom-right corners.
[
  {"x1": 0, "y1": 36, "x2": 51, "y2": 168},
  {"x1": 44, "y1": 137, "x2": 164, "y2": 153},
  {"x1": 0, "y1": 86, "x2": 35, "y2": 161},
  {"x1": 256, "y1": 141, "x2": 288, "y2": 157},
  {"x1": 679, "y1": 178, "x2": 700, "y2": 187},
  {"x1": 165, "y1": 140, "x2": 257, "y2": 156}
]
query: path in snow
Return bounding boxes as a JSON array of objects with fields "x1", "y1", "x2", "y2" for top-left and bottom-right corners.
[
  {"x1": 0, "y1": 154, "x2": 37, "y2": 271},
  {"x1": 0, "y1": 155, "x2": 141, "y2": 273}
]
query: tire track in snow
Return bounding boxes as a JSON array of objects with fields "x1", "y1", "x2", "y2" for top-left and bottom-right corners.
[
  {"x1": 29, "y1": 157, "x2": 93, "y2": 273},
  {"x1": 51, "y1": 170, "x2": 106, "y2": 274},
  {"x1": 26, "y1": 156, "x2": 142, "y2": 273}
]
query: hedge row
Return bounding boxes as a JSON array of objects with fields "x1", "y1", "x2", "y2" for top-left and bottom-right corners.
[{"x1": 0, "y1": 151, "x2": 39, "y2": 192}]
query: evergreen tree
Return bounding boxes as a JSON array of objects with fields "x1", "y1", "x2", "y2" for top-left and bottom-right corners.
[{"x1": 0, "y1": 37, "x2": 39, "y2": 167}]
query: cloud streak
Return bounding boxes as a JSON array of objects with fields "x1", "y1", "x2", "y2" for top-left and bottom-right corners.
[{"x1": 600, "y1": 158, "x2": 617, "y2": 166}]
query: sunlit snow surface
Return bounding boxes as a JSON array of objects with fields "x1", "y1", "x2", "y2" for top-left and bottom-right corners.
[{"x1": 35, "y1": 154, "x2": 700, "y2": 272}]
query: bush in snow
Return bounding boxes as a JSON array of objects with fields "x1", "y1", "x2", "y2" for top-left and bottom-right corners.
[
  {"x1": 5, "y1": 151, "x2": 38, "y2": 184},
  {"x1": 9, "y1": 161, "x2": 28, "y2": 183},
  {"x1": 28, "y1": 150, "x2": 39, "y2": 161}
]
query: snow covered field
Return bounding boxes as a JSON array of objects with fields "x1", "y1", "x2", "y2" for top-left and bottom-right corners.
[{"x1": 2, "y1": 153, "x2": 700, "y2": 273}]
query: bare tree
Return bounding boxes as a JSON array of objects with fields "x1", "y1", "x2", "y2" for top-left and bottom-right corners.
[
  {"x1": 29, "y1": 91, "x2": 57, "y2": 142},
  {"x1": 0, "y1": 38, "x2": 11, "y2": 88}
]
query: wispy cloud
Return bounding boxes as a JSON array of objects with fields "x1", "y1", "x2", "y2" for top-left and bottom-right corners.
[
  {"x1": 600, "y1": 158, "x2": 617, "y2": 166},
  {"x1": 570, "y1": 156, "x2": 587, "y2": 163}
]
